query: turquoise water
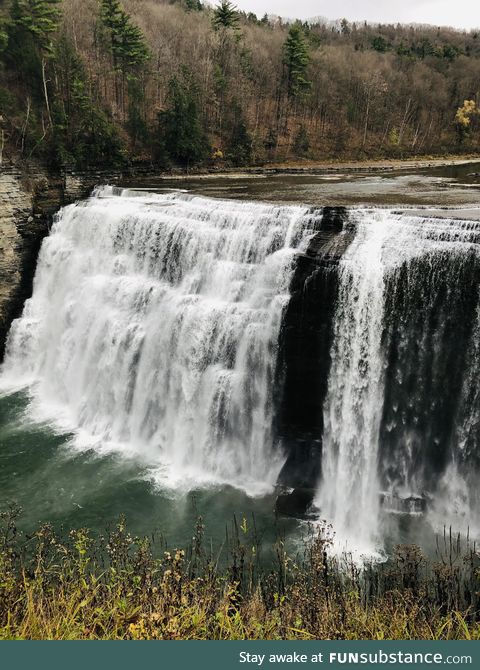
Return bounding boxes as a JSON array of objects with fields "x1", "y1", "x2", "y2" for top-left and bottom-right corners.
[{"x1": 0, "y1": 390, "x2": 299, "y2": 553}]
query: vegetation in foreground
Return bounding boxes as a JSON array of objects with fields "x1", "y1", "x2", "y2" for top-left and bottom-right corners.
[
  {"x1": 0, "y1": 0, "x2": 479, "y2": 170},
  {"x1": 1, "y1": 507, "x2": 479, "y2": 640}
]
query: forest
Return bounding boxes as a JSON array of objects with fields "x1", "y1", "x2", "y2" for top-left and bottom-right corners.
[{"x1": 0, "y1": 0, "x2": 479, "y2": 170}]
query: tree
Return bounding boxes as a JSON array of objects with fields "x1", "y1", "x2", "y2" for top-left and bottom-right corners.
[
  {"x1": 159, "y1": 67, "x2": 209, "y2": 166},
  {"x1": 282, "y1": 23, "x2": 311, "y2": 99},
  {"x1": 371, "y1": 35, "x2": 389, "y2": 53},
  {"x1": 212, "y1": 0, "x2": 239, "y2": 31},
  {"x1": 15, "y1": 0, "x2": 60, "y2": 51},
  {"x1": 5, "y1": 0, "x2": 61, "y2": 129},
  {"x1": 225, "y1": 102, "x2": 252, "y2": 166},
  {"x1": 455, "y1": 99, "x2": 479, "y2": 143},
  {"x1": 340, "y1": 19, "x2": 350, "y2": 35},
  {"x1": 293, "y1": 124, "x2": 309, "y2": 156},
  {"x1": 100, "y1": 0, "x2": 150, "y2": 71},
  {"x1": 51, "y1": 35, "x2": 125, "y2": 167},
  {"x1": 0, "y1": 3, "x2": 9, "y2": 54},
  {"x1": 99, "y1": 0, "x2": 150, "y2": 113},
  {"x1": 185, "y1": 0, "x2": 203, "y2": 11}
]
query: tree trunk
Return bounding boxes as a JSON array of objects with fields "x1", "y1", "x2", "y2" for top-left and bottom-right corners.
[
  {"x1": 362, "y1": 95, "x2": 370, "y2": 148},
  {"x1": 42, "y1": 59, "x2": 53, "y2": 128}
]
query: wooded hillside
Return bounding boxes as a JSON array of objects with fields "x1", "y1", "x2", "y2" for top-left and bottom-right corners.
[{"x1": 0, "y1": 0, "x2": 479, "y2": 169}]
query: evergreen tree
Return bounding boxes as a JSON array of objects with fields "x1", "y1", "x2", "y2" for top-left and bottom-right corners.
[
  {"x1": 19, "y1": 0, "x2": 61, "y2": 53},
  {"x1": 283, "y1": 23, "x2": 311, "y2": 98},
  {"x1": 293, "y1": 124, "x2": 309, "y2": 156},
  {"x1": 4, "y1": 0, "x2": 62, "y2": 132},
  {"x1": 100, "y1": 0, "x2": 150, "y2": 74},
  {"x1": 212, "y1": 0, "x2": 238, "y2": 31},
  {"x1": 159, "y1": 67, "x2": 209, "y2": 166},
  {"x1": 225, "y1": 102, "x2": 252, "y2": 166},
  {"x1": 371, "y1": 35, "x2": 389, "y2": 53},
  {"x1": 185, "y1": 0, "x2": 203, "y2": 11},
  {"x1": 264, "y1": 127, "x2": 277, "y2": 152},
  {"x1": 0, "y1": 2, "x2": 9, "y2": 54},
  {"x1": 99, "y1": 0, "x2": 149, "y2": 117},
  {"x1": 5, "y1": 0, "x2": 61, "y2": 72},
  {"x1": 340, "y1": 18, "x2": 350, "y2": 35},
  {"x1": 14, "y1": 0, "x2": 61, "y2": 54},
  {"x1": 126, "y1": 77, "x2": 148, "y2": 150},
  {"x1": 52, "y1": 35, "x2": 125, "y2": 167}
]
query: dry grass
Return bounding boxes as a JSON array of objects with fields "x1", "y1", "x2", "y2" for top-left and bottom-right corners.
[{"x1": 1, "y1": 507, "x2": 479, "y2": 640}]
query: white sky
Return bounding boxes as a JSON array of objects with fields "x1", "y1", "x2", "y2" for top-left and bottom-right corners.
[{"x1": 232, "y1": 0, "x2": 480, "y2": 30}]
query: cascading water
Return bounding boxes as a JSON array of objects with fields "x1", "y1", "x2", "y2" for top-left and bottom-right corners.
[
  {"x1": 2, "y1": 186, "x2": 480, "y2": 553},
  {"x1": 318, "y1": 213, "x2": 389, "y2": 551},
  {"x1": 0, "y1": 187, "x2": 314, "y2": 494},
  {"x1": 317, "y1": 209, "x2": 480, "y2": 551}
]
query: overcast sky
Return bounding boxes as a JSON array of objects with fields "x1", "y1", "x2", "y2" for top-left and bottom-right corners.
[{"x1": 232, "y1": 0, "x2": 480, "y2": 30}]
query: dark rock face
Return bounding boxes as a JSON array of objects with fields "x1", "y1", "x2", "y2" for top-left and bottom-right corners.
[
  {"x1": 275, "y1": 487, "x2": 317, "y2": 518},
  {"x1": 274, "y1": 207, "x2": 354, "y2": 508}
]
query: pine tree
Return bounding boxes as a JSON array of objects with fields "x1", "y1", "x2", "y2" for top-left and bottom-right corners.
[
  {"x1": 5, "y1": 0, "x2": 62, "y2": 130},
  {"x1": 52, "y1": 35, "x2": 124, "y2": 167},
  {"x1": 158, "y1": 67, "x2": 209, "y2": 166},
  {"x1": 293, "y1": 124, "x2": 309, "y2": 156},
  {"x1": 0, "y1": 2, "x2": 9, "y2": 54},
  {"x1": 283, "y1": 23, "x2": 311, "y2": 99},
  {"x1": 99, "y1": 0, "x2": 149, "y2": 116},
  {"x1": 225, "y1": 102, "x2": 252, "y2": 166},
  {"x1": 100, "y1": 0, "x2": 149, "y2": 74},
  {"x1": 185, "y1": 0, "x2": 203, "y2": 11},
  {"x1": 14, "y1": 0, "x2": 61, "y2": 54},
  {"x1": 212, "y1": 0, "x2": 238, "y2": 31}
]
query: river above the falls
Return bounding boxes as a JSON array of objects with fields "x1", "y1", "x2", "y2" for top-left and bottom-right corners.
[{"x1": 123, "y1": 160, "x2": 480, "y2": 210}]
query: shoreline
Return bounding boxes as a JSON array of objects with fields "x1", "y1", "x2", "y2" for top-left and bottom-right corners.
[{"x1": 151, "y1": 154, "x2": 480, "y2": 180}]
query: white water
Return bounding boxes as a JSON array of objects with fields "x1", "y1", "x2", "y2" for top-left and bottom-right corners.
[
  {"x1": 0, "y1": 187, "x2": 312, "y2": 495},
  {"x1": 317, "y1": 209, "x2": 480, "y2": 553},
  {"x1": 2, "y1": 189, "x2": 480, "y2": 552},
  {"x1": 318, "y1": 212, "x2": 389, "y2": 553}
]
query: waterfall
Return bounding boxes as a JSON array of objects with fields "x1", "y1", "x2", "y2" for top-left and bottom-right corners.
[
  {"x1": 317, "y1": 209, "x2": 480, "y2": 551},
  {"x1": 0, "y1": 187, "x2": 313, "y2": 494},
  {"x1": 2, "y1": 186, "x2": 480, "y2": 551}
]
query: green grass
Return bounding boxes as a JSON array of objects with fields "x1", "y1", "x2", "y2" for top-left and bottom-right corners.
[{"x1": 1, "y1": 507, "x2": 479, "y2": 640}]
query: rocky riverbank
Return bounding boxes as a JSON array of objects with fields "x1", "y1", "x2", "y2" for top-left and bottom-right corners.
[{"x1": 147, "y1": 154, "x2": 480, "y2": 179}]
